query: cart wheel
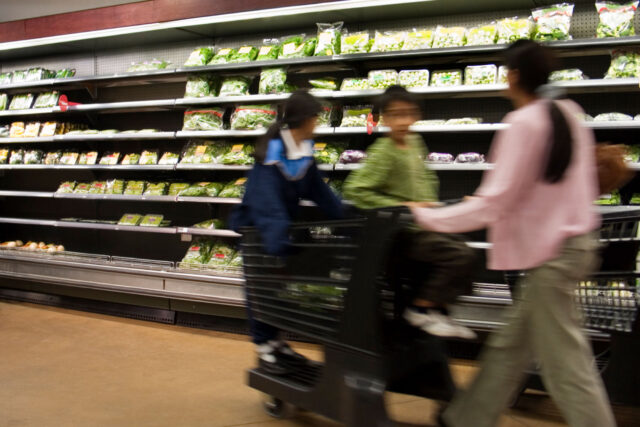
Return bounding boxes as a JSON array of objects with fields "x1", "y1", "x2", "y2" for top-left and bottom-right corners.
[{"x1": 263, "y1": 396, "x2": 292, "y2": 419}]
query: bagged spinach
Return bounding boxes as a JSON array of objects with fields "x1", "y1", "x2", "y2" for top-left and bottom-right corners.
[
  {"x1": 340, "y1": 105, "x2": 372, "y2": 127},
  {"x1": 210, "y1": 47, "x2": 236, "y2": 64},
  {"x1": 398, "y1": 69, "x2": 430, "y2": 89},
  {"x1": 315, "y1": 22, "x2": 343, "y2": 56},
  {"x1": 219, "y1": 144, "x2": 255, "y2": 165},
  {"x1": 218, "y1": 76, "x2": 251, "y2": 97},
  {"x1": 432, "y1": 26, "x2": 467, "y2": 48},
  {"x1": 99, "y1": 152, "x2": 121, "y2": 165},
  {"x1": 596, "y1": 1, "x2": 638, "y2": 38},
  {"x1": 182, "y1": 108, "x2": 225, "y2": 131},
  {"x1": 184, "y1": 47, "x2": 214, "y2": 67},
  {"x1": 371, "y1": 31, "x2": 407, "y2": 52},
  {"x1": 218, "y1": 178, "x2": 247, "y2": 198},
  {"x1": 605, "y1": 50, "x2": 640, "y2": 78},
  {"x1": 257, "y1": 39, "x2": 280, "y2": 61},
  {"x1": 304, "y1": 38, "x2": 318, "y2": 56},
  {"x1": 309, "y1": 77, "x2": 338, "y2": 91},
  {"x1": 229, "y1": 46, "x2": 258, "y2": 63},
  {"x1": 533, "y1": 3, "x2": 575, "y2": 41},
  {"x1": 497, "y1": 17, "x2": 534, "y2": 43},
  {"x1": 341, "y1": 31, "x2": 370, "y2": 54},
  {"x1": 140, "y1": 214, "x2": 165, "y2": 227},
  {"x1": 466, "y1": 24, "x2": 498, "y2": 46},
  {"x1": 230, "y1": 105, "x2": 277, "y2": 130},
  {"x1": 184, "y1": 74, "x2": 219, "y2": 98},
  {"x1": 259, "y1": 67, "x2": 288, "y2": 94},
  {"x1": 402, "y1": 29, "x2": 434, "y2": 50}
]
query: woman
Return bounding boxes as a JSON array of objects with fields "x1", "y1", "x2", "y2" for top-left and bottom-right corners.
[
  {"x1": 230, "y1": 90, "x2": 343, "y2": 376},
  {"x1": 409, "y1": 41, "x2": 616, "y2": 427}
]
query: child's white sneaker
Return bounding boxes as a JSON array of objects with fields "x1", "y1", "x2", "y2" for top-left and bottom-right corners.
[{"x1": 404, "y1": 308, "x2": 477, "y2": 340}]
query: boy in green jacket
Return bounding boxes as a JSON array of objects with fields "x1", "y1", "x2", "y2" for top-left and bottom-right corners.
[{"x1": 344, "y1": 86, "x2": 476, "y2": 339}]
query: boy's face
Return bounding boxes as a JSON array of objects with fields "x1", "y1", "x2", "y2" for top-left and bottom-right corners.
[{"x1": 382, "y1": 100, "x2": 420, "y2": 140}]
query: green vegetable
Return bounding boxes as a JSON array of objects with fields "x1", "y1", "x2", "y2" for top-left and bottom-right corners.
[
  {"x1": 0, "y1": 73, "x2": 12, "y2": 84},
  {"x1": 180, "y1": 141, "x2": 225, "y2": 164},
  {"x1": 279, "y1": 35, "x2": 311, "y2": 58},
  {"x1": 497, "y1": 17, "x2": 533, "y2": 43},
  {"x1": 549, "y1": 68, "x2": 586, "y2": 81},
  {"x1": 140, "y1": 214, "x2": 165, "y2": 227},
  {"x1": 11, "y1": 70, "x2": 26, "y2": 83},
  {"x1": 9, "y1": 94, "x2": 34, "y2": 110},
  {"x1": 341, "y1": 31, "x2": 370, "y2": 54},
  {"x1": 34, "y1": 91, "x2": 60, "y2": 108},
  {"x1": 218, "y1": 76, "x2": 251, "y2": 97},
  {"x1": 124, "y1": 181, "x2": 146, "y2": 196},
  {"x1": 59, "y1": 152, "x2": 79, "y2": 165},
  {"x1": 159, "y1": 152, "x2": 180, "y2": 165},
  {"x1": 181, "y1": 240, "x2": 214, "y2": 266},
  {"x1": 184, "y1": 75, "x2": 219, "y2": 98},
  {"x1": 207, "y1": 243, "x2": 237, "y2": 268},
  {"x1": 55, "y1": 69, "x2": 76, "y2": 78},
  {"x1": 371, "y1": 31, "x2": 407, "y2": 52},
  {"x1": 144, "y1": 183, "x2": 168, "y2": 196},
  {"x1": 73, "y1": 183, "x2": 91, "y2": 194},
  {"x1": 0, "y1": 94, "x2": 7, "y2": 111},
  {"x1": 432, "y1": 26, "x2": 467, "y2": 48},
  {"x1": 464, "y1": 64, "x2": 497, "y2": 85},
  {"x1": 314, "y1": 22, "x2": 343, "y2": 56},
  {"x1": 309, "y1": 78, "x2": 338, "y2": 91},
  {"x1": 219, "y1": 144, "x2": 255, "y2": 165},
  {"x1": 44, "y1": 152, "x2": 61, "y2": 165},
  {"x1": 218, "y1": 179, "x2": 247, "y2": 198},
  {"x1": 402, "y1": 28, "x2": 434, "y2": 50},
  {"x1": 24, "y1": 150, "x2": 43, "y2": 164},
  {"x1": 121, "y1": 153, "x2": 140, "y2": 165},
  {"x1": 184, "y1": 47, "x2": 214, "y2": 67},
  {"x1": 624, "y1": 145, "x2": 640, "y2": 162},
  {"x1": 431, "y1": 70, "x2": 463, "y2": 87},
  {"x1": 182, "y1": 108, "x2": 225, "y2": 131},
  {"x1": 210, "y1": 47, "x2": 236, "y2": 64},
  {"x1": 340, "y1": 78, "x2": 369, "y2": 91},
  {"x1": 304, "y1": 38, "x2": 317, "y2": 56},
  {"x1": 596, "y1": 1, "x2": 638, "y2": 38},
  {"x1": 56, "y1": 182, "x2": 76, "y2": 194},
  {"x1": 78, "y1": 152, "x2": 98, "y2": 165},
  {"x1": 466, "y1": 24, "x2": 498, "y2": 46},
  {"x1": 178, "y1": 183, "x2": 209, "y2": 197},
  {"x1": 533, "y1": 3, "x2": 574, "y2": 41},
  {"x1": 228, "y1": 46, "x2": 258, "y2": 63},
  {"x1": 168, "y1": 183, "x2": 190, "y2": 196},
  {"x1": 25, "y1": 68, "x2": 55, "y2": 81},
  {"x1": 193, "y1": 219, "x2": 225, "y2": 229},
  {"x1": 89, "y1": 181, "x2": 106, "y2": 194},
  {"x1": 257, "y1": 40, "x2": 280, "y2": 61},
  {"x1": 230, "y1": 105, "x2": 277, "y2": 130},
  {"x1": 631, "y1": 193, "x2": 640, "y2": 204},
  {"x1": 259, "y1": 68, "x2": 288, "y2": 94},
  {"x1": 99, "y1": 152, "x2": 120, "y2": 165},
  {"x1": 118, "y1": 214, "x2": 143, "y2": 226},
  {"x1": 340, "y1": 105, "x2": 372, "y2": 127},
  {"x1": 368, "y1": 69, "x2": 398, "y2": 90},
  {"x1": 139, "y1": 150, "x2": 158, "y2": 165},
  {"x1": 398, "y1": 69, "x2": 430, "y2": 89},
  {"x1": 127, "y1": 59, "x2": 170, "y2": 72},
  {"x1": 313, "y1": 142, "x2": 343, "y2": 164},
  {"x1": 595, "y1": 191, "x2": 621, "y2": 205},
  {"x1": 605, "y1": 50, "x2": 640, "y2": 78},
  {"x1": 105, "y1": 180, "x2": 124, "y2": 195},
  {"x1": 317, "y1": 101, "x2": 335, "y2": 127},
  {"x1": 498, "y1": 66, "x2": 508, "y2": 84}
]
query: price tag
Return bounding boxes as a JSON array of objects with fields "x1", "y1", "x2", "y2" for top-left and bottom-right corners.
[
  {"x1": 239, "y1": 46, "x2": 252, "y2": 54},
  {"x1": 195, "y1": 145, "x2": 207, "y2": 156},
  {"x1": 282, "y1": 42, "x2": 296, "y2": 55},
  {"x1": 314, "y1": 143, "x2": 327, "y2": 151},
  {"x1": 181, "y1": 233, "x2": 192, "y2": 242},
  {"x1": 235, "y1": 177, "x2": 247, "y2": 185},
  {"x1": 259, "y1": 46, "x2": 272, "y2": 56},
  {"x1": 231, "y1": 144, "x2": 244, "y2": 152},
  {"x1": 218, "y1": 48, "x2": 231, "y2": 55}
]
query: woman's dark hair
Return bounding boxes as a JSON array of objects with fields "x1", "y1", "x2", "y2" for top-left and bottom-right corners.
[
  {"x1": 255, "y1": 90, "x2": 323, "y2": 163},
  {"x1": 506, "y1": 40, "x2": 572, "y2": 184},
  {"x1": 375, "y1": 85, "x2": 420, "y2": 115}
]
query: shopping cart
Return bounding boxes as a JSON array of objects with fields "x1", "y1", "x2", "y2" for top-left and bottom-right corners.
[{"x1": 240, "y1": 208, "x2": 456, "y2": 426}]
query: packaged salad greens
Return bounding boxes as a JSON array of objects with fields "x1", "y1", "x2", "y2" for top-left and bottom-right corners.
[
  {"x1": 193, "y1": 219, "x2": 225, "y2": 230},
  {"x1": 44, "y1": 151, "x2": 61, "y2": 165},
  {"x1": 631, "y1": 193, "x2": 640, "y2": 204},
  {"x1": 78, "y1": 152, "x2": 98, "y2": 165},
  {"x1": 218, "y1": 178, "x2": 247, "y2": 198},
  {"x1": 9, "y1": 93, "x2": 34, "y2": 110},
  {"x1": 466, "y1": 23, "x2": 498, "y2": 46},
  {"x1": 118, "y1": 214, "x2": 143, "y2": 226},
  {"x1": 127, "y1": 59, "x2": 170, "y2": 72},
  {"x1": 144, "y1": 183, "x2": 168, "y2": 196},
  {"x1": 184, "y1": 47, "x2": 214, "y2": 67},
  {"x1": 218, "y1": 76, "x2": 251, "y2": 97},
  {"x1": 159, "y1": 152, "x2": 180, "y2": 165},
  {"x1": 317, "y1": 102, "x2": 336, "y2": 127},
  {"x1": 402, "y1": 29, "x2": 434, "y2": 50},
  {"x1": 596, "y1": 1, "x2": 638, "y2": 38},
  {"x1": 549, "y1": 68, "x2": 587, "y2": 81},
  {"x1": 184, "y1": 75, "x2": 218, "y2": 98},
  {"x1": 56, "y1": 182, "x2": 76, "y2": 194},
  {"x1": 0, "y1": 149, "x2": 8, "y2": 163},
  {"x1": 0, "y1": 93, "x2": 7, "y2": 111},
  {"x1": 25, "y1": 68, "x2": 55, "y2": 81},
  {"x1": 59, "y1": 152, "x2": 79, "y2": 165},
  {"x1": 89, "y1": 181, "x2": 106, "y2": 194},
  {"x1": 257, "y1": 39, "x2": 280, "y2": 61},
  {"x1": 24, "y1": 150, "x2": 43, "y2": 164},
  {"x1": 340, "y1": 78, "x2": 370, "y2": 91},
  {"x1": 279, "y1": 35, "x2": 315, "y2": 58},
  {"x1": 228, "y1": 46, "x2": 258, "y2": 63},
  {"x1": 532, "y1": 3, "x2": 575, "y2": 41},
  {"x1": 498, "y1": 66, "x2": 509, "y2": 84},
  {"x1": 203, "y1": 182, "x2": 225, "y2": 197},
  {"x1": 309, "y1": 77, "x2": 338, "y2": 91},
  {"x1": 139, "y1": 214, "x2": 165, "y2": 227},
  {"x1": 398, "y1": 69, "x2": 430, "y2": 89},
  {"x1": 497, "y1": 17, "x2": 534, "y2": 43},
  {"x1": 432, "y1": 26, "x2": 467, "y2": 48},
  {"x1": 605, "y1": 50, "x2": 640, "y2": 78},
  {"x1": 182, "y1": 108, "x2": 225, "y2": 131},
  {"x1": 341, "y1": 31, "x2": 370, "y2": 54},
  {"x1": 594, "y1": 112, "x2": 633, "y2": 121},
  {"x1": 207, "y1": 243, "x2": 237, "y2": 268},
  {"x1": 178, "y1": 183, "x2": 210, "y2": 197},
  {"x1": 73, "y1": 183, "x2": 91, "y2": 194},
  {"x1": 56, "y1": 69, "x2": 76, "y2": 78},
  {"x1": 180, "y1": 141, "x2": 219, "y2": 164},
  {"x1": 99, "y1": 152, "x2": 120, "y2": 165},
  {"x1": 431, "y1": 70, "x2": 463, "y2": 87},
  {"x1": 105, "y1": 179, "x2": 124, "y2": 195},
  {"x1": 181, "y1": 240, "x2": 214, "y2": 265},
  {"x1": 259, "y1": 68, "x2": 288, "y2": 94},
  {"x1": 11, "y1": 70, "x2": 26, "y2": 83},
  {"x1": 0, "y1": 72, "x2": 11, "y2": 84},
  {"x1": 169, "y1": 183, "x2": 190, "y2": 196},
  {"x1": 24, "y1": 122, "x2": 41, "y2": 137},
  {"x1": 340, "y1": 105, "x2": 372, "y2": 127},
  {"x1": 9, "y1": 150, "x2": 23, "y2": 164},
  {"x1": 464, "y1": 64, "x2": 498, "y2": 85},
  {"x1": 371, "y1": 31, "x2": 407, "y2": 52},
  {"x1": 210, "y1": 47, "x2": 236, "y2": 64},
  {"x1": 303, "y1": 38, "x2": 318, "y2": 56},
  {"x1": 33, "y1": 91, "x2": 60, "y2": 108},
  {"x1": 121, "y1": 153, "x2": 140, "y2": 165},
  {"x1": 313, "y1": 142, "x2": 343, "y2": 164},
  {"x1": 314, "y1": 22, "x2": 343, "y2": 56},
  {"x1": 368, "y1": 69, "x2": 398, "y2": 90},
  {"x1": 219, "y1": 144, "x2": 255, "y2": 165},
  {"x1": 139, "y1": 150, "x2": 159, "y2": 165},
  {"x1": 230, "y1": 105, "x2": 277, "y2": 130},
  {"x1": 124, "y1": 181, "x2": 146, "y2": 196}
]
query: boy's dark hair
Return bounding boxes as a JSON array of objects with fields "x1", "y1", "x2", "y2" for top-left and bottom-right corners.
[
  {"x1": 255, "y1": 90, "x2": 322, "y2": 163},
  {"x1": 375, "y1": 85, "x2": 421, "y2": 115},
  {"x1": 505, "y1": 40, "x2": 571, "y2": 184}
]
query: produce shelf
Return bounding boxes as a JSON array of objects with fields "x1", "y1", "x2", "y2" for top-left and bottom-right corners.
[
  {"x1": 175, "y1": 164, "x2": 252, "y2": 170},
  {"x1": 0, "y1": 190, "x2": 54, "y2": 198},
  {"x1": 176, "y1": 130, "x2": 266, "y2": 138},
  {"x1": 175, "y1": 94, "x2": 292, "y2": 105},
  {"x1": 175, "y1": 196, "x2": 241, "y2": 204},
  {"x1": 586, "y1": 121, "x2": 640, "y2": 130},
  {"x1": 58, "y1": 132, "x2": 176, "y2": 141},
  {"x1": 176, "y1": 227, "x2": 241, "y2": 237},
  {"x1": 0, "y1": 136, "x2": 56, "y2": 144},
  {"x1": 0, "y1": 107, "x2": 61, "y2": 117},
  {"x1": 0, "y1": 164, "x2": 177, "y2": 170}
]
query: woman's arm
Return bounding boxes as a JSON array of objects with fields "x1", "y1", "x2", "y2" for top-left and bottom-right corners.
[{"x1": 307, "y1": 164, "x2": 344, "y2": 219}]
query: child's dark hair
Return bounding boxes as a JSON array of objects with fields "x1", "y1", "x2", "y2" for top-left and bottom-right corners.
[
  {"x1": 506, "y1": 40, "x2": 571, "y2": 184},
  {"x1": 255, "y1": 90, "x2": 322, "y2": 163},
  {"x1": 375, "y1": 85, "x2": 421, "y2": 115}
]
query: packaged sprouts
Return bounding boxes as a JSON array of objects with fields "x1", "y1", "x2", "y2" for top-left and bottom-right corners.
[
  {"x1": 464, "y1": 64, "x2": 498, "y2": 85},
  {"x1": 402, "y1": 29, "x2": 434, "y2": 50},
  {"x1": 368, "y1": 69, "x2": 398, "y2": 90},
  {"x1": 596, "y1": 1, "x2": 639, "y2": 38},
  {"x1": 497, "y1": 17, "x2": 534, "y2": 43},
  {"x1": 370, "y1": 31, "x2": 407, "y2": 52},
  {"x1": 466, "y1": 24, "x2": 498, "y2": 46},
  {"x1": 341, "y1": 31, "x2": 370, "y2": 54},
  {"x1": 340, "y1": 78, "x2": 370, "y2": 91},
  {"x1": 432, "y1": 26, "x2": 467, "y2": 48},
  {"x1": 398, "y1": 70, "x2": 430, "y2": 89},
  {"x1": 431, "y1": 70, "x2": 463, "y2": 87},
  {"x1": 340, "y1": 105, "x2": 372, "y2": 127},
  {"x1": 532, "y1": 3, "x2": 575, "y2": 41}
]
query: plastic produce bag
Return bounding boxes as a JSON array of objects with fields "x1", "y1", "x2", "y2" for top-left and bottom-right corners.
[
  {"x1": 0, "y1": 72, "x2": 12, "y2": 84},
  {"x1": 89, "y1": 181, "x2": 106, "y2": 194},
  {"x1": 219, "y1": 144, "x2": 255, "y2": 165},
  {"x1": 121, "y1": 153, "x2": 140, "y2": 165},
  {"x1": 127, "y1": 59, "x2": 170, "y2": 72},
  {"x1": 219, "y1": 178, "x2": 247, "y2": 198},
  {"x1": 168, "y1": 183, "x2": 189, "y2": 196},
  {"x1": 210, "y1": 47, "x2": 236, "y2": 64},
  {"x1": 182, "y1": 108, "x2": 225, "y2": 131},
  {"x1": 596, "y1": 1, "x2": 638, "y2": 38},
  {"x1": 43, "y1": 151, "x2": 61, "y2": 165},
  {"x1": 594, "y1": 112, "x2": 633, "y2": 121},
  {"x1": 25, "y1": 68, "x2": 55, "y2": 81},
  {"x1": 315, "y1": 22, "x2": 343, "y2": 56},
  {"x1": 73, "y1": 183, "x2": 91, "y2": 194},
  {"x1": 431, "y1": 70, "x2": 463, "y2": 87},
  {"x1": 497, "y1": 17, "x2": 534, "y2": 43},
  {"x1": 159, "y1": 152, "x2": 180, "y2": 165},
  {"x1": 317, "y1": 102, "x2": 336, "y2": 127},
  {"x1": 180, "y1": 141, "x2": 220, "y2": 164},
  {"x1": 341, "y1": 31, "x2": 370, "y2": 54},
  {"x1": 9, "y1": 94, "x2": 34, "y2": 110},
  {"x1": 0, "y1": 94, "x2": 8, "y2": 111},
  {"x1": 118, "y1": 214, "x2": 143, "y2": 226},
  {"x1": 368, "y1": 69, "x2": 398, "y2": 90},
  {"x1": 533, "y1": 3, "x2": 575, "y2": 41},
  {"x1": 105, "y1": 179, "x2": 124, "y2": 195},
  {"x1": 139, "y1": 150, "x2": 159, "y2": 165},
  {"x1": 218, "y1": 76, "x2": 251, "y2": 97},
  {"x1": 257, "y1": 39, "x2": 280, "y2": 61},
  {"x1": 11, "y1": 70, "x2": 26, "y2": 83},
  {"x1": 398, "y1": 69, "x2": 430, "y2": 89},
  {"x1": 402, "y1": 29, "x2": 434, "y2": 50},
  {"x1": 124, "y1": 181, "x2": 146, "y2": 196},
  {"x1": 433, "y1": 26, "x2": 467, "y2": 48},
  {"x1": 33, "y1": 91, "x2": 60, "y2": 108},
  {"x1": 24, "y1": 150, "x2": 43, "y2": 164},
  {"x1": 144, "y1": 183, "x2": 168, "y2": 196},
  {"x1": 56, "y1": 182, "x2": 76, "y2": 193},
  {"x1": 371, "y1": 31, "x2": 407, "y2": 52},
  {"x1": 184, "y1": 75, "x2": 218, "y2": 98},
  {"x1": 498, "y1": 66, "x2": 509, "y2": 84},
  {"x1": 605, "y1": 50, "x2": 640, "y2": 78},
  {"x1": 59, "y1": 152, "x2": 79, "y2": 165},
  {"x1": 279, "y1": 35, "x2": 308, "y2": 58},
  {"x1": 193, "y1": 219, "x2": 225, "y2": 230},
  {"x1": 178, "y1": 183, "x2": 209, "y2": 197},
  {"x1": 309, "y1": 78, "x2": 338, "y2": 91},
  {"x1": 228, "y1": 46, "x2": 258, "y2": 63},
  {"x1": 230, "y1": 105, "x2": 277, "y2": 130},
  {"x1": 56, "y1": 69, "x2": 76, "y2": 78},
  {"x1": 207, "y1": 243, "x2": 237, "y2": 268},
  {"x1": 340, "y1": 105, "x2": 372, "y2": 127},
  {"x1": 313, "y1": 142, "x2": 343, "y2": 164},
  {"x1": 340, "y1": 78, "x2": 370, "y2": 91},
  {"x1": 549, "y1": 68, "x2": 587, "y2": 81},
  {"x1": 259, "y1": 68, "x2": 288, "y2": 94},
  {"x1": 184, "y1": 47, "x2": 214, "y2": 67},
  {"x1": 464, "y1": 64, "x2": 498, "y2": 85},
  {"x1": 466, "y1": 24, "x2": 498, "y2": 46},
  {"x1": 181, "y1": 240, "x2": 214, "y2": 266}
]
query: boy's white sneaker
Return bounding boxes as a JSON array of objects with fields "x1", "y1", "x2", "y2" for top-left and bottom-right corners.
[{"x1": 404, "y1": 308, "x2": 477, "y2": 340}]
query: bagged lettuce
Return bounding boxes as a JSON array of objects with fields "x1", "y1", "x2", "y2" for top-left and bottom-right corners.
[
  {"x1": 207, "y1": 243, "x2": 237, "y2": 268},
  {"x1": 184, "y1": 47, "x2": 214, "y2": 67},
  {"x1": 184, "y1": 74, "x2": 218, "y2": 98},
  {"x1": 464, "y1": 64, "x2": 497, "y2": 85},
  {"x1": 533, "y1": 3, "x2": 575, "y2": 41},
  {"x1": 371, "y1": 31, "x2": 407, "y2": 52},
  {"x1": 193, "y1": 219, "x2": 225, "y2": 230},
  {"x1": 124, "y1": 181, "x2": 146, "y2": 196},
  {"x1": 9, "y1": 93, "x2": 34, "y2": 110},
  {"x1": 56, "y1": 69, "x2": 76, "y2": 78},
  {"x1": 105, "y1": 180, "x2": 124, "y2": 195},
  {"x1": 466, "y1": 24, "x2": 498, "y2": 46},
  {"x1": 341, "y1": 31, "x2": 370, "y2": 54},
  {"x1": 118, "y1": 214, "x2": 143, "y2": 226},
  {"x1": 280, "y1": 35, "x2": 315, "y2": 58},
  {"x1": 139, "y1": 150, "x2": 159, "y2": 165},
  {"x1": 314, "y1": 22, "x2": 343, "y2": 56},
  {"x1": 56, "y1": 182, "x2": 76, "y2": 194},
  {"x1": 596, "y1": 1, "x2": 639, "y2": 38},
  {"x1": 78, "y1": 152, "x2": 98, "y2": 165},
  {"x1": 178, "y1": 183, "x2": 212, "y2": 197},
  {"x1": 127, "y1": 59, "x2": 170, "y2": 72},
  {"x1": 219, "y1": 144, "x2": 255, "y2": 165},
  {"x1": 317, "y1": 101, "x2": 336, "y2": 127},
  {"x1": 230, "y1": 105, "x2": 277, "y2": 130},
  {"x1": 219, "y1": 178, "x2": 247, "y2": 198},
  {"x1": 121, "y1": 153, "x2": 140, "y2": 165},
  {"x1": 398, "y1": 69, "x2": 430, "y2": 89},
  {"x1": 159, "y1": 152, "x2": 180, "y2": 165},
  {"x1": 313, "y1": 142, "x2": 343, "y2": 164},
  {"x1": 497, "y1": 17, "x2": 534, "y2": 43},
  {"x1": 182, "y1": 108, "x2": 225, "y2": 131},
  {"x1": 0, "y1": 72, "x2": 11, "y2": 85},
  {"x1": 257, "y1": 39, "x2": 280, "y2": 61},
  {"x1": 59, "y1": 152, "x2": 79, "y2": 165},
  {"x1": 402, "y1": 29, "x2": 434, "y2": 50},
  {"x1": 0, "y1": 94, "x2": 7, "y2": 111},
  {"x1": 432, "y1": 26, "x2": 467, "y2": 48},
  {"x1": 89, "y1": 181, "x2": 106, "y2": 194},
  {"x1": 181, "y1": 240, "x2": 214, "y2": 266},
  {"x1": 340, "y1": 78, "x2": 369, "y2": 91},
  {"x1": 549, "y1": 68, "x2": 587, "y2": 81},
  {"x1": 73, "y1": 183, "x2": 91, "y2": 194},
  {"x1": 259, "y1": 68, "x2": 288, "y2": 94},
  {"x1": 309, "y1": 77, "x2": 338, "y2": 91},
  {"x1": 218, "y1": 76, "x2": 251, "y2": 97},
  {"x1": 228, "y1": 46, "x2": 258, "y2": 63},
  {"x1": 34, "y1": 91, "x2": 59, "y2": 108},
  {"x1": 144, "y1": 183, "x2": 168, "y2": 196},
  {"x1": 210, "y1": 47, "x2": 236, "y2": 64},
  {"x1": 180, "y1": 141, "x2": 223, "y2": 164},
  {"x1": 368, "y1": 69, "x2": 398, "y2": 90},
  {"x1": 169, "y1": 183, "x2": 190, "y2": 196},
  {"x1": 340, "y1": 105, "x2": 372, "y2": 127},
  {"x1": 605, "y1": 50, "x2": 640, "y2": 78}
]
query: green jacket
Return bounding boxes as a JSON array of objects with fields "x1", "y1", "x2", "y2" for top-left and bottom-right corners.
[{"x1": 344, "y1": 134, "x2": 439, "y2": 209}]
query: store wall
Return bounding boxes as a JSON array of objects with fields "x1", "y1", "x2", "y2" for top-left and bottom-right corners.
[{"x1": 0, "y1": 0, "x2": 337, "y2": 43}]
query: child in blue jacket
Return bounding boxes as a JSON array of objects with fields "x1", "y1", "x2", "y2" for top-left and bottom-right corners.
[{"x1": 230, "y1": 91, "x2": 343, "y2": 375}]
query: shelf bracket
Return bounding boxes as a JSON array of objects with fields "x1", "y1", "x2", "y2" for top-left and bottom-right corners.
[{"x1": 84, "y1": 83, "x2": 98, "y2": 101}]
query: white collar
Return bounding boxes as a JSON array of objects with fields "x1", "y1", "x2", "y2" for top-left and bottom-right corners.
[{"x1": 280, "y1": 129, "x2": 313, "y2": 160}]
